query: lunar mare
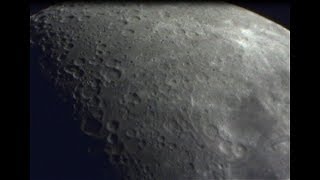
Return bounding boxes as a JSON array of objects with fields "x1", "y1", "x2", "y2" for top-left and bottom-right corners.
[{"x1": 30, "y1": 2, "x2": 290, "y2": 180}]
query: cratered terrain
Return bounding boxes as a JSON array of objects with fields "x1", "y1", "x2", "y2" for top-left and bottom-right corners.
[{"x1": 30, "y1": 2, "x2": 290, "y2": 180}]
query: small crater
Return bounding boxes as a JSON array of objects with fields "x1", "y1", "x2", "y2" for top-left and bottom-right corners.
[
  {"x1": 35, "y1": 14, "x2": 47, "y2": 22},
  {"x1": 232, "y1": 143, "x2": 247, "y2": 159},
  {"x1": 107, "y1": 133, "x2": 118, "y2": 145},
  {"x1": 204, "y1": 124, "x2": 219, "y2": 140},
  {"x1": 61, "y1": 37, "x2": 67, "y2": 42},
  {"x1": 122, "y1": 29, "x2": 135, "y2": 36},
  {"x1": 74, "y1": 57, "x2": 86, "y2": 66},
  {"x1": 107, "y1": 121, "x2": 120, "y2": 132},
  {"x1": 100, "y1": 67, "x2": 122, "y2": 83},
  {"x1": 112, "y1": 58, "x2": 122, "y2": 65},
  {"x1": 81, "y1": 87, "x2": 97, "y2": 99},
  {"x1": 218, "y1": 141, "x2": 232, "y2": 156},
  {"x1": 272, "y1": 140, "x2": 289, "y2": 154},
  {"x1": 67, "y1": 43, "x2": 74, "y2": 49},
  {"x1": 132, "y1": 73, "x2": 137, "y2": 79},
  {"x1": 196, "y1": 73, "x2": 209, "y2": 82},
  {"x1": 179, "y1": 28, "x2": 186, "y2": 34},
  {"x1": 122, "y1": 19, "x2": 129, "y2": 25},
  {"x1": 125, "y1": 129, "x2": 137, "y2": 138},
  {"x1": 189, "y1": 162, "x2": 195, "y2": 170},
  {"x1": 157, "y1": 136, "x2": 165, "y2": 143},
  {"x1": 96, "y1": 50, "x2": 104, "y2": 55},
  {"x1": 67, "y1": 15, "x2": 75, "y2": 19},
  {"x1": 199, "y1": 144, "x2": 206, "y2": 149},
  {"x1": 161, "y1": 11, "x2": 170, "y2": 18},
  {"x1": 163, "y1": 118, "x2": 182, "y2": 135},
  {"x1": 89, "y1": 107, "x2": 103, "y2": 120},
  {"x1": 81, "y1": 117, "x2": 102, "y2": 136},
  {"x1": 72, "y1": 69, "x2": 84, "y2": 79},
  {"x1": 132, "y1": 16, "x2": 141, "y2": 21},
  {"x1": 57, "y1": 53, "x2": 67, "y2": 62},
  {"x1": 159, "y1": 142, "x2": 165, "y2": 148},
  {"x1": 169, "y1": 143, "x2": 177, "y2": 150},
  {"x1": 97, "y1": 57, "x2": 104, "y2": 63},
  {"x1": 127, "y1": 92, "x2": 142, "y2": 105},
  {"x1": 88, "y1": 58, "x2": 100, "y2": 66},
  {"x1": 138, "y1": 139, "x2": 147, "y2": 150},
  {"x1": 105, "y1": 58, "x2": 122, "y2": 67},
  {"x1": 119, "y1": 97, "x2": 126, "y2": 105},
  {"x1": 64, "y1": 65, "x2": 84, "y2": 79},
  {"x1": 76, "y1": 17, "x2": 83, "y2": 22}
]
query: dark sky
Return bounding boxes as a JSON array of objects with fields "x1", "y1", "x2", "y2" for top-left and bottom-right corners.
[
  {"x1": 234, "y1": 2, "x2": 290, "y2": 29},
  {"x1": 30, "y1": 2, "x2": 290, "y2": 180}
]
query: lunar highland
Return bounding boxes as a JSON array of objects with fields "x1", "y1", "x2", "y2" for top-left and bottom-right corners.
[{"x1": 30, "y1": 2, "x2": 290, "y2": 180}]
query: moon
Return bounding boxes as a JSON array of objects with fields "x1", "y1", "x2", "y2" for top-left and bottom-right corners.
[{"x1": 30, "y1": 2, "x2": 290, "y2": 180}]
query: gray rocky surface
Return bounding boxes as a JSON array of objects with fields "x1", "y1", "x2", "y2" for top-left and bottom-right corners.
[{"x1": 30, "y1": 2, "x2": 290, "y2": 180}]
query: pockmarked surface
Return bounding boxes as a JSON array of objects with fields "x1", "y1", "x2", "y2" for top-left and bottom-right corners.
[{"x1": 30, "y1": 2, "x2": 290, "y2": 180}]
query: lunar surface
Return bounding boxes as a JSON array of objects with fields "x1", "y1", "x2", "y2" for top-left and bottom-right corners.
[{"x1": 30, "y1": 2, "x2": 290, "y2": 180}]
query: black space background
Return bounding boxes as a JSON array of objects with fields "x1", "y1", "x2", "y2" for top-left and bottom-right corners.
[{"x1": 13, "y1": 1, "x2": 296, "y2": 180}]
